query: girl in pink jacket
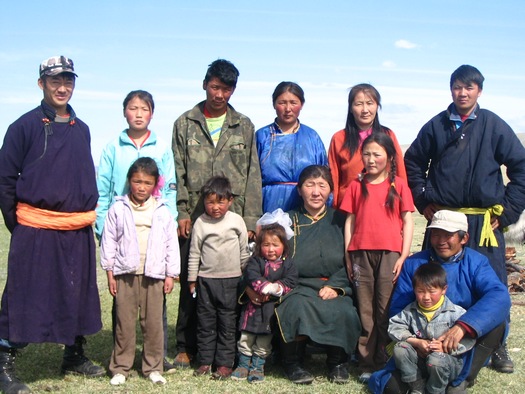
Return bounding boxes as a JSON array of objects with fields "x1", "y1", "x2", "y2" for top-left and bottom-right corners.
[{"x1": 101, "y1": 157, "x2": 180, "y2": 386}]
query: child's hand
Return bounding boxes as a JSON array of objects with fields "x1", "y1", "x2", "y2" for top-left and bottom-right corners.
[
  {"x1": 245, "y1": 286, "x2": 269, "y2": 305},
  {"x1": 429, "y1": 338, "x2": 444, "y2": 353},
  {"x1": 407, "y1": 338, "x2": 432, "y2": 358},
  {"x1": 106, "y1": 271, "x2": 117, "y2": 297},
  {"x1": 189, "y1": 282, "x2": 196, "y2": 295},
  {"x1": 345, "y1": 252, "x2": 353, "y2": 281},
  {"x1": 164, "y1": 277, "x2": 174, "y2": 294},
  {"x1": 392, "y1": 257, "x2": 406, "y2": 283}
]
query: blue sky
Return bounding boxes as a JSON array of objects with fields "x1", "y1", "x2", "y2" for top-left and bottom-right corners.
[{"x1": 1, "y1": 1, "x2": 524, "y2": 163}]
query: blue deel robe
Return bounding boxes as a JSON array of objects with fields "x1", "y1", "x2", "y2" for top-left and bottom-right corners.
[{"x1": 256, "y1": 121, "x2": 328, "y2": 213}]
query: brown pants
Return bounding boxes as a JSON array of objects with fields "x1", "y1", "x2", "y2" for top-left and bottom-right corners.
[
  {"x1": 109, "y1": 274, "x2": 164, "y2": 377},
  {"x1": 350, "y1": 250, "x2": 399, "y2": 372}
]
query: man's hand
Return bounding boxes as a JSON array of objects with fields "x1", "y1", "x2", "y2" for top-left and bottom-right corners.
[
  {"x1": 491, "y1": 216, "x2": 500, "y2": 230},
  {"x1": 437, "y1": 324, "x2": 466, "y2": 354},
  {"x1": 423, "y1": 203, "x2": 439, "y2": 221},
  {"x1": 178, "y1": 219, "x2": 192, "y2": 238}
]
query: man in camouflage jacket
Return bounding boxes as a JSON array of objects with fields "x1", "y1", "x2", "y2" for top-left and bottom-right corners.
[{"x1": 171, "y1": 59, "x2": 262, "y2": 368}]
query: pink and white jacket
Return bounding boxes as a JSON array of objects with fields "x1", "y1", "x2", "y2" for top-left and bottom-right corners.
[{"x1": 100, "y1": 195, "x2": 180, "y2": 279}]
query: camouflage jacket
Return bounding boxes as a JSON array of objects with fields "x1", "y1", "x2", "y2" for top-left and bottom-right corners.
[{"x1": 172, "y1": 101, "x2": 262, "y2": 231}]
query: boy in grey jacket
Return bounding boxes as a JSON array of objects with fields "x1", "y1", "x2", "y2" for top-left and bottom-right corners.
[{"x1": 388, "y1": 263, "x2": 475, "y2": 394}]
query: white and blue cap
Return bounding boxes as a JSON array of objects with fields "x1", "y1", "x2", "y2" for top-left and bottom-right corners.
[
  {"x1": 39, "y1": 56, "x2": 77, "y2": 78},
  {"x1": 427, "y1": 210, "x2": 468, "y2": 233}
]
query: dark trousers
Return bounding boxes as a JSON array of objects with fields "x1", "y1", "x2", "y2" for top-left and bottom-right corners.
[
  {"x1": 196, "y1": 276, "x2": 239, "y2": 367},
  {"x1": 174, "y1": 236, "x2": 198, "y2": 355}
]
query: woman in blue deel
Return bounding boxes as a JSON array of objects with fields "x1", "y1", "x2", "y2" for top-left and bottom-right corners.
[{"x1": 256, "y1": 82, "x2": 328, "y2": 213}]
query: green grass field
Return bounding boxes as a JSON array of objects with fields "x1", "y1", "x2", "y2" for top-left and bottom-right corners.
[{"x1": 0, "y1": 214, "x2": 524, "y2": 393}]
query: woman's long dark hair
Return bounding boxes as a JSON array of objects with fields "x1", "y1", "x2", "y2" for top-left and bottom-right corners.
[
  {"x1": 360, "y1": 133, "x2": 400, "y2": 212},
  {"x1": 343, "y1": 83, "x2": 390, "y2": 157}
]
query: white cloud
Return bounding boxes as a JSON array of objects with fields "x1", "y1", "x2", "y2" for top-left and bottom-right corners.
[
  {"x1": 395, "y1": 39, "x2": 419, "y2": 49},
  {"x1": 382, "y1": 60, "x2": 397, "y2": 68}
]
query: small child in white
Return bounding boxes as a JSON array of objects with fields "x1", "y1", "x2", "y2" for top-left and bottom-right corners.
[
  {"x1": 388, "y1": 263, "x2": 475, "y2": 394},
  {"x1": 232, "y1": 209, "x2": 298, "y2": 383},
  {"x1": 101, "y1": 157, "x2": 180, "y2": 386}
]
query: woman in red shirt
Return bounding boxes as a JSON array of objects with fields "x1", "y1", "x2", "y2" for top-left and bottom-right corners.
[{"x1": 328, "y1": 83, "x2": 406, "y2": 209}]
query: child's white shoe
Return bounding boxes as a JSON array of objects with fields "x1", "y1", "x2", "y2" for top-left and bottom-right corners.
[
  {"x1": 110, "y1": 373, "x2": 126, "y2": 386},
  {"x1": 149, "y1": 371, "x2": 166, "y2": 385}
]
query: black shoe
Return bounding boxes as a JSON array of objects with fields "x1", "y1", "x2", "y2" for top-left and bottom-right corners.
[
  {"x1": 61, "y1": 355, "x2": 105, "y2": 377},
  {"x1": 491, "y1": 344, "x2": 514, "y2": 373},
  {"x1": 408, "y1": 378, "x2": 425, "y2": 393},
  {"x1": 327, "y1": 363, "x2": 349, "y2": 384},
  {"x1": 61, "y1": 337, "x2": 105, "y2": 377},
  {"x1": 446, "y1": 380, "x2": 468, "y2": 394},
  {"x1": 163, "y1": 358, "x2": 176, "y2": 374},
  {"x1": 284, "y1": 364, "x2": 314, "y2": 384},
  {"x1": 0, "y1": 347, "x2": 31, "y2": 394}
]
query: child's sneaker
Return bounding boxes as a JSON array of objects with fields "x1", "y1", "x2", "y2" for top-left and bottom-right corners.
[
  {"x1": 231, "y1": 365, "x2": 249, "y2": 381},
  {"x1": 247, "y1": 356, "x2": 265, "y2": 384},
  {"x1": 247, "y1": 368, "x2": 264, "y2": 383},
  {"x1": 110, "y1": 373, "x2": 126, "y2": 386},
  {"x1": 193, "y1": 364, "x2": 212, "y2": 376},
  {"x1": 149, "y1": 371, "x2": 166, "y2": 385}
]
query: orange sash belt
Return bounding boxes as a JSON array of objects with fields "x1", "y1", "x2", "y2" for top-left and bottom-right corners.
[{"x1": 16, "y1": 202, "x2": 96, "y2": 230}]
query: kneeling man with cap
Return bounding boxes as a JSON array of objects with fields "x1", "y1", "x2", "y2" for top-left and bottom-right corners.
[{"x1": 369, "y1": 210, "x2": 510, "y2": 394}]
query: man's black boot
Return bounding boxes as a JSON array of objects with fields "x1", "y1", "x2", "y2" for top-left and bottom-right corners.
[
  {"x1": 0, "y1": 346, "x2": 31, "y2": 394},
  {"x1": 491, "y1": 343, "x2": 514, "y2": 373},
  {"x1": 61, "y1": 336, "x2": 105, "y2": 377}
]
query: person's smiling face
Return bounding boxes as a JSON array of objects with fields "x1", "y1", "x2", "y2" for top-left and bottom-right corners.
[
  {"x1": 430, "y1": 229, "x2": 468, "y2": 259},
  {"x1": 38, "y1": 74, "x2": 75, "y2": 115}
]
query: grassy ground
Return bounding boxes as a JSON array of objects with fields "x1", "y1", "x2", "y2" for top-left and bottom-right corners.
[{"x1": 0, "y1": 213, "x2": 524, "y2": 393}]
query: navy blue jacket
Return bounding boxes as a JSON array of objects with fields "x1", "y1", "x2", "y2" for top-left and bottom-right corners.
[{"x1": 405, "y1": 103, "x2": 525, "y2": 228}]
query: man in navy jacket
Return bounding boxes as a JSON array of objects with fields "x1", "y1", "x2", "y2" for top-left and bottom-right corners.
[{"x1": 404, "y1": 65, "x2": 525, "y2": 372}]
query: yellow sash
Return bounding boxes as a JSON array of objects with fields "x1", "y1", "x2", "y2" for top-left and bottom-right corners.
[{"x1": 439, "y1": 204, "x2": 504, "y2": 247}]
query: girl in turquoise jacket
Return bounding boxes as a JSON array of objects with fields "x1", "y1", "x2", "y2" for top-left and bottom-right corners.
[{"x1": 96, "y1": 90, "x2": 177, "y2": 239}]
